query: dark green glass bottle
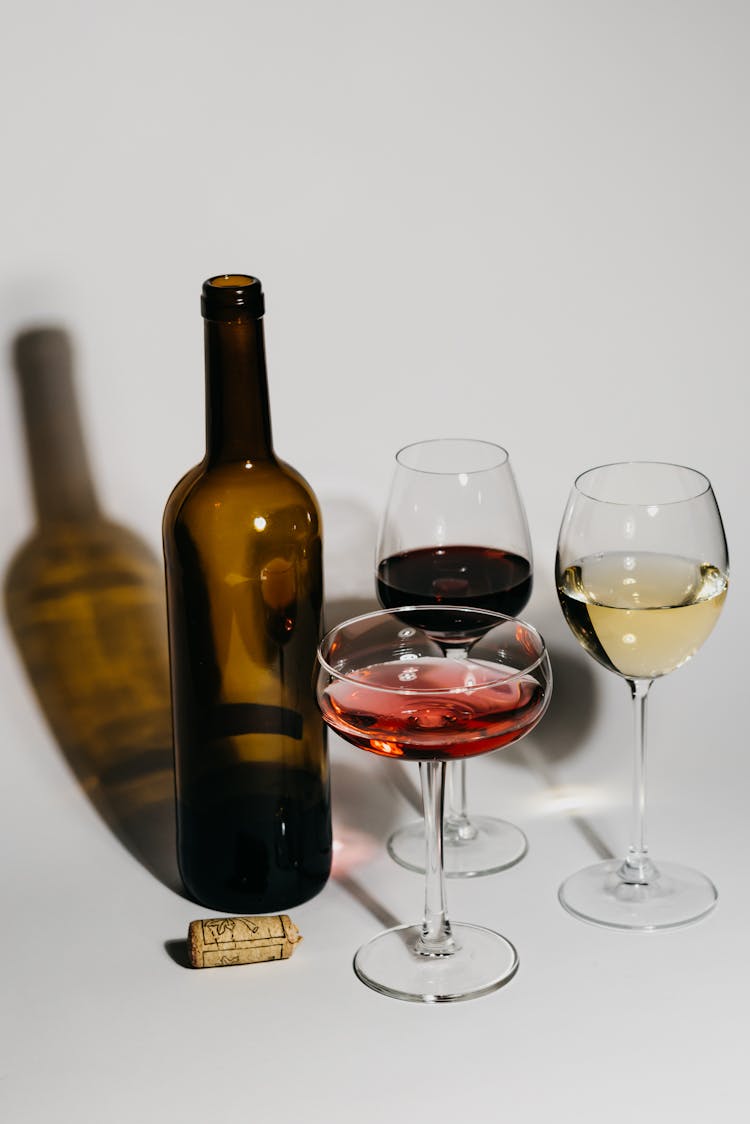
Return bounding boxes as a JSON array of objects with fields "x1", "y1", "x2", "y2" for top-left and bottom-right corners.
[{"x1": 163, "y1": 275, "x2": 331, "y2": 913}]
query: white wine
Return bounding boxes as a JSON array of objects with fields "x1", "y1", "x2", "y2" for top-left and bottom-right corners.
[{"x1": 558, "y1": 551, "x2": 728, "y2": 679}]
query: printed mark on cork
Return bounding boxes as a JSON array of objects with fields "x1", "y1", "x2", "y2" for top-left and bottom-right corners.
[{"x1": 188, "y1": 914, "x2": 302, "y2": 969}]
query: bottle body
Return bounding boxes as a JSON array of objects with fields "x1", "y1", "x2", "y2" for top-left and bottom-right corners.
[{"x1": 163, "y1": 276, "x2": 331, "y2": 913}]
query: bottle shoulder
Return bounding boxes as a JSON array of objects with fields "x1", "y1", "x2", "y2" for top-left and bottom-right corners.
[
  {"x1": 163, "y1": 458, "x2": 322, "y2": 540},
  {"x1": 163, "y1": 462, "x2": 205, "y2": 523},
  {"x1": 274, "y1": 457, "x2": 322, "y2": 515}
]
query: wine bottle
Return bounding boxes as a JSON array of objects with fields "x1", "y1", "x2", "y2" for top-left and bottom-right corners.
[
  {"x1": 163, "y1": 274, "x2": 331, "y2": 913},
  {"x1": 5, "y1": 327, "x2": 176, "y2": 885}
]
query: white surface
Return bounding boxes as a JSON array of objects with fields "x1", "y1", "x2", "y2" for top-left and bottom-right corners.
[{"x1": 0, "y1": 3, "x2": 747, "y2": 1121}]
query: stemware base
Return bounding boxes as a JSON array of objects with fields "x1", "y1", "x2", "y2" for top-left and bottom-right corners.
[
  {"x1": 353, "y1": 922, "x2": 518, "y2": 1003},
  {"x1": 559, "y1": 858, "x2": 718, "y2": 931},
  {"x1": 387, "y1": 815, "x2": 528, "y2": 878}
]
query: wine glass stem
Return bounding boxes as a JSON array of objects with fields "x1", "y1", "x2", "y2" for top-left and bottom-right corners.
[
  {"x1": 416, "y1": 760, "x2": 457, "y2": 956},
  {"x1": 443, "y1": 646, "x2": 479, "y2": 840},
  {"x1": 445, "y1": 761, "x2": 478, "y2": 839},
  {"x1": 621, "y1": 677, "x2": 656, "y2": 884}
]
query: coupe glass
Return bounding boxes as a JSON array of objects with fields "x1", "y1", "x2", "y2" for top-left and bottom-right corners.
[
  {"x1": 376, "y1": 438, "x2": 534, "y2": 876},
  {"x1": 556, "y1": 461, "x2": 728, "y2": 930},
  {"x1": 317, "y1": 605, "x2": 551, "y2": 1002}
]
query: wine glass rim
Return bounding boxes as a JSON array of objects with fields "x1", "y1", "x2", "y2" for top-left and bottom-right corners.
[
  {"x1": 573, "y1": 460, "x2": 712, "y2": 505},
  {"x1": 317, "y1": 604, "x2": 549, "y2": 693},
  {"x1": 395, "y1": 438, "x2": 509, "y2": 475}
]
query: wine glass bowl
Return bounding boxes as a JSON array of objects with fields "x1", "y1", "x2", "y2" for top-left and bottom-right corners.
[
  {"x1": 317, "y1": 605, "x2": 552, "y2": 1002},
  {"x1": 319, "y1": 609, "x2": 550, "y2": 763},
  {"x1": 556, "y1": 461, "x2": 729, "y2": 930},
  {"x1": 375, "y1": 438, "x2": 535, "y2": 876}
]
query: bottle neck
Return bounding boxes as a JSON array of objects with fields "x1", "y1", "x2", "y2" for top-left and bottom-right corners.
[
  {"x1": 14, "y1": 329, "x2": 101, "y2": 526},
  {"x1": 204, "y1": 317, "x2": 274, "y2": 464}
]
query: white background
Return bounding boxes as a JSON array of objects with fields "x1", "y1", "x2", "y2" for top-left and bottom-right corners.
[{"x1": 0, "y1": 3, "x2": 747, "y2": 1122}]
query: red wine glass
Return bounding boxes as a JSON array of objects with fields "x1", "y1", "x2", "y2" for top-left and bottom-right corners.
[
  {"x1": 317, "y1": 605, "x2": 551, "y2": 1002},
  {"x1": 376, "y1": 439, "x2": 534, "y2": 876},
  {"x1": 556, "y1": 462, "x2": 729, "y2": 929}
]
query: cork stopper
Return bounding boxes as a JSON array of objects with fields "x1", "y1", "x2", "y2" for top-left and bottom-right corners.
[{"x1": 187, "y1": 914, "x2": 302, "y2": 968}]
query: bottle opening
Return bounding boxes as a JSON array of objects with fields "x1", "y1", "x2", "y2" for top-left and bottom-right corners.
[
  {"x1": 209, "y1": 274, "x2": 256, "y2": 288},
  {"x1": 202, "y1": 274, "x2": 265, "y2": 320}
]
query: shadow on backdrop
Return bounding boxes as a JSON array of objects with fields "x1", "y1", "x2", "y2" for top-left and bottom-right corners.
[
  {"x1": 518, "y1": 640, "x2": 601, "y2": 767},
  {"x1": 321, "y1": 494, "x2": 406, "y2": 924},
  {"x1": 322, "y1": 493, "x2": 380, "y2": 632},
  {"x1": 323, "y1": 501, "x2": 407, "y2": 921},
  {"x1": 329, "y1": 757, "x2": 404, "y2": 930},
  {"x1": 4, "y1": 326, "x2": 181, "y2": 892},
  {"x1": 509, "y1": 638, "x2": 616, "y2": 860}
]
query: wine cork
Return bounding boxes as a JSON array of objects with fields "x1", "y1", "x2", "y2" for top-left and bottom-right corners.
[{"x1": 188, "y1": 914, "x2": 302, "y2": 968}]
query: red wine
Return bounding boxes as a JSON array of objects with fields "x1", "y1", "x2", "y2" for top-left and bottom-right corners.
[
  {"x1": 377, "y1": 545, "x2": 532, "y2": 622},
  {"x1": 320, "y1": 657, "x2": 545, "y2": 761}
]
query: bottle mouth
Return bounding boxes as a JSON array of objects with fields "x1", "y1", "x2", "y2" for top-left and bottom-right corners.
[
  {"x1": 209, "y1": 274, "x2": 255, "y2": 287},
  {"x1": 201, "y1": 274, "x2": 265, "y2": 320}
]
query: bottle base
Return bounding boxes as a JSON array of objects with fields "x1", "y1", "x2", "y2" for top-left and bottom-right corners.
[{"x1": 176, "y1": 763, "x2": 332, "y2": 914}]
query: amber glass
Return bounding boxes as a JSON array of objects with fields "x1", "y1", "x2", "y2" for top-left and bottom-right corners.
[
  {"x1": 162, "y1": 274, "x2": 331, "y2": 913},
  {"x1": 5, "y1": 328, "x2": 176, "y2": 886}
]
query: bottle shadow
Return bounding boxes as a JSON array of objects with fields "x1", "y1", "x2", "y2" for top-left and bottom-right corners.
[
  {"x1": 4, "y1": 326, "x2": 182, "y2": 894},
  {"x1": 325, "y1": 594, "x2": 380, "y2": 630}
]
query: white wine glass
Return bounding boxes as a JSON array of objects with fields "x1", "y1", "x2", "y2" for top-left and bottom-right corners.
[
  {"x1": 375, "y1": 439, "x2": 534, "y2": 876},
  {"x1": 556, "y1": 461, "x2": 729, "y2": 930},
  {"x1": 317, "y1": 605, "x2": 552, "y2": 1001}
]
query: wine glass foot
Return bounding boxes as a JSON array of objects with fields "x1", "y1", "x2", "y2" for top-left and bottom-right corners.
[
  {"x1": 558, "y1": 859, "x2": 718, "y2": 931},
  {"x1": 353, "y1": 922, "x2": 518, "y2": 1003},
  {"x1": 387, "y1": 815, "x2": 528, "y2": 877}
]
